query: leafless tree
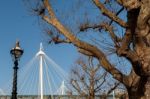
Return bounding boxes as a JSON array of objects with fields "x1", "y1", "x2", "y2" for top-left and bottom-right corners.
[
  {"x1": 24, "y1": 0, "x2": 150, "y2": 99},
  {"x1": 69, "y1": 56, "x2": 119, "y2": 99}
]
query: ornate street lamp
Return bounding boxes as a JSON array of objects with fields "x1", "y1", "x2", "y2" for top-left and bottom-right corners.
[{"x1": 10, "y1": 41, "x2": 23, "y2": 99}]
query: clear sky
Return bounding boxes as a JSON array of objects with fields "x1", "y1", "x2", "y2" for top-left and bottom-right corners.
[
  {"x1": 0, "y1": 0, "x2": 78, "y2": 91},
  {"x1": 0, "y1": 0, "x2": 130, "y2": 95}
]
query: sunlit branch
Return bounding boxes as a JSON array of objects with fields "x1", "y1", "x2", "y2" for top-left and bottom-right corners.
[
  {"x1": 116, "y1": 29, "x2": 139, "y2": 75},
  {"x1": 116, "y1": 0, "x2": 141, "y2": 10},
  {"x1": 49, "y1": 37, "x2": 71, "y2": 44},
  {"x1": 80, "y1": 23, "x2": 121, "y2": 45},
  {"x1": 92, "y1": 0, "x2": 127, "y2": 27},
  {"x1": 40, "y1": 0, "x2": 128, "y2": 85},
  {"x1": 116, "y1": 0, "x2": 123, "y2": 5},
  {"x1": 77, "y1": 48, "x2": 94, "y2": 57},
  {"x1": 124, "y1": 69, "x2": 140, "y2": 88},
  {"x1": 43, "y1": 0, "x2": 55, "y2": 18},
  {"x1": 109, "y1": 7, "x2": 124, "y2": 25}
]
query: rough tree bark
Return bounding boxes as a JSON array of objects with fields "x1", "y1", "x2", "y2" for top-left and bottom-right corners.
[{"x1": 25, "y1": 0, "x2": 150, "y2": 98}]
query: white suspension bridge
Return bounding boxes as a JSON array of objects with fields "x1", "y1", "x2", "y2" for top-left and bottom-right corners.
[
  {"x1": 0, "y1": 43, "x2": 122, "y2": 99},
  {"x1": 1, "y1": 43, "x2": 69, "y2": 99}
]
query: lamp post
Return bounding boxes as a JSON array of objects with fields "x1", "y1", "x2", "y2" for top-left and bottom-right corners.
[{"x1": 10, "y1": 41, "x2": 23, "y2": 99}]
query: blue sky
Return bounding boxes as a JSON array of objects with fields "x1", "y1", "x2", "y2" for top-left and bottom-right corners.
[
  {"x1": 0, "y1": 0, "x2": 78, "y2": 90},
  {"x1": 0, "y1": 0, "x2": 131, "y2": 95}
]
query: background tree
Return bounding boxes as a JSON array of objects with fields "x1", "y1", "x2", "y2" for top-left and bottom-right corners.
[
  {"x1": 70, "y1": 56, "x2": 120, "y2": 99},
  {"x1": 24, "y1": 0, "x2": 150, "y2": 99}
]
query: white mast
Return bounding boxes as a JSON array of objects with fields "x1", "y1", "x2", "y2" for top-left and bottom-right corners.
[
  {"x1": 113, "y1": 90, "x2": 115, "y2": 99},
  {"x1": 37, "y1": 43, "x2": 45, "y2": 99},
  {"x1": 56, "y1": 80, "x2": 68, "y2": 95},
  {"x1": 40, "y1": 53, "x2": 43, "y2": 99},
  {"x1": 61, "y1": 81, "x2": 65, "y2": 95}
]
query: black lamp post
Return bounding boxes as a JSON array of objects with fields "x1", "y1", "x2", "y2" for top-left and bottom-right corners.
[{"x1": 10, "y1": 41, "x2": 23, "y2": 99}]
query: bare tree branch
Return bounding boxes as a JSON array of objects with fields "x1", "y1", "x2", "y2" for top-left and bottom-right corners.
[
  {"x1": 40, "y1": 0, "x2": 127, "y2": 84},
  {"x1": 43, "y1": 0, "x2": 55, "y2": 18},
  {"x1": 92, "y1": 0, "x2": 127, "y2": 27},
  {"x1": 71, "y1": 79, "x2": 86, "y2": 95},
  {"x1": 116, "y1": 0, "x2": 141, "y2": 10},
  {"x1": 26, "y1": 0, "x2": 150, "y2": 98},
  {"x1": 70, "y1": 56, "x2": 120, "y2": 99},
  {"x1": 80, "y1": 22, "x2": 121, "y2": 44},
  {"x1": 94, "y1": 73, "x2": 107, "y2": 92},
  {"x1": 109, "y1": 6, "x2": 124, "y2": 25},
  {"x1": 49, "y1": 37, "x2": 71, "y2": 44},
  {"x1": 107, "y1": 82, "x2": 120, "y2": 95}
]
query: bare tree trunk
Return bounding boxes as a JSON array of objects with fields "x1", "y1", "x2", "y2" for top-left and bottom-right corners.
[
  {"x1": 127, "y1": 77, "x2": 150, "y2": 99},
  {"x1": 88, "y1": 74, "x2": 95, "y2": 99},
  {"x1": 88, "y1": 92, "x2": 95, "y2": 99}
]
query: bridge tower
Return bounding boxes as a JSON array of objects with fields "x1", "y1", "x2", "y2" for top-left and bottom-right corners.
[{"x1": 36, "y1": 43, "x2": 45, "y2": 99}]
